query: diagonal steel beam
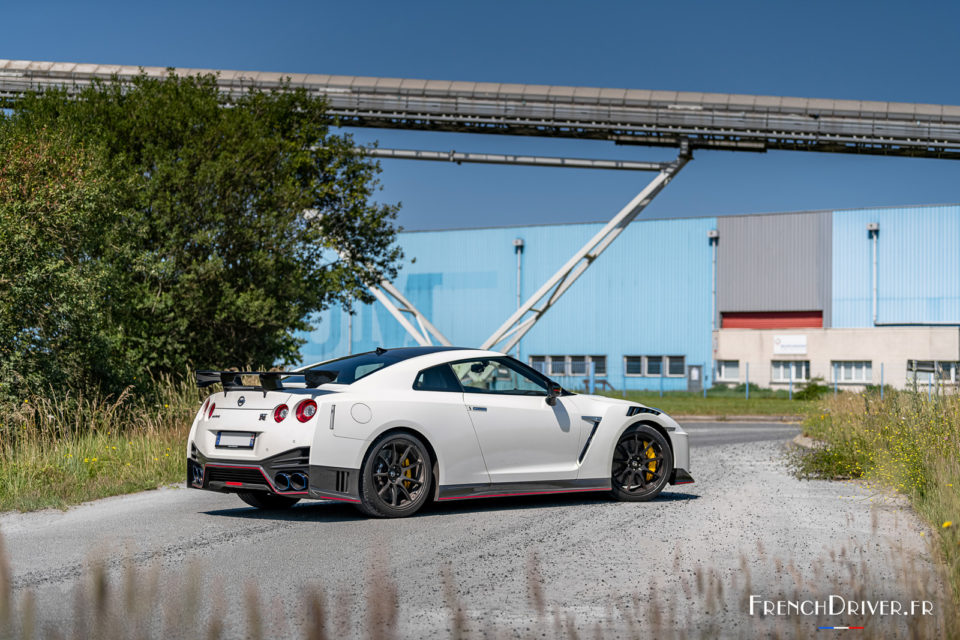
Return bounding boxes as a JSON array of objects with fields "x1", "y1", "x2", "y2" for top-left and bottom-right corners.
[
  {"x1": 366, "y1": 281, "x2": 452, "y2": 347},
  {"x1": 481, "y1": 147, "x2": 691, "y2": 354},
  {"x1": 327, "y1": 228, "x2": 451, "y2": 348}
]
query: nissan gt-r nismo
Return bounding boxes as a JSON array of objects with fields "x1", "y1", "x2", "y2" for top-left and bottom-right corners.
[{"x1": 186, "y1": 347, "x2": 693, "y2": 517}]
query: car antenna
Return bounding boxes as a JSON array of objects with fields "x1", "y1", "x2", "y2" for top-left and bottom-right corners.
[{"x1": 375, "y1": 346, "x2": 387, "y2": 355}]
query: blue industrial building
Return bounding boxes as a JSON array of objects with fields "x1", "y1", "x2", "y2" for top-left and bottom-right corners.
[{"x1": 301, "y1": 203, "x2": 960, "y2": 391}]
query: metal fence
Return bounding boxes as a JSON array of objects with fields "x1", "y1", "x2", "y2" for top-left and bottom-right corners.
[{"x1": 550, "y1": 360, "x2": 959, "y2": 400}]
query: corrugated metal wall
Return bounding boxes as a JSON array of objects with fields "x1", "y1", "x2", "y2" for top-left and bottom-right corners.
[
  {"x1": 831, "y1": 205, "x2": 960, "y2": 327},
  {"x1": 297, "y1": 203, "x2": 960, "y2": 388},
  {"x1": 301, "y1": 216, "x2": 718, "y2": 391},
  {"x1": 717, "y1": 212, "x2": 832, "y2": 324}
]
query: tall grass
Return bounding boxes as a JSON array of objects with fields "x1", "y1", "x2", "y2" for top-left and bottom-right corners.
[
  {"x1": 0, "y1": 375, "x2": 202, "y2": 512},
  {"x1": 795, "y1": 389, "x2": 960, "y2": 608},
  {"x1": 0, "y1": 531, "x2": 952, "y2": 639},
  {"x1": 599, "y1": 389, "x2": 814, "y2": 417}
]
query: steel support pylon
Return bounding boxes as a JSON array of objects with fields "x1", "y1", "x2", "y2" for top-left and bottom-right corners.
[
  {"x1": 480, "y1": 148, "x2": 691, "y2": 354},
  {"x1": 366, "y1": 280, "x2": 452, "y2": 347}
]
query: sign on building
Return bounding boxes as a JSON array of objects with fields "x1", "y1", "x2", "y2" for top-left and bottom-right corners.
[{"x1": 773, "y1": 334, "x2": 807, "y2": 355}]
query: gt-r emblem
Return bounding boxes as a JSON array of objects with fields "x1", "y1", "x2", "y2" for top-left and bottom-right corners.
[
  {"x1": 259, "y1": 413, "x2": 267, "y2": 421},
  {"x1": 237, "y1": 396, "x2": 246, "y2": 407}
]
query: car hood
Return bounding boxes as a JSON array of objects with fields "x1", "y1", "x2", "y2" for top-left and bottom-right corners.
[
  {"x1": 571, "y1": 394, "x2": 655, "y2": 410},
  {"x1": 569, "y1": 394, "x2": 681, "y2": 429}
]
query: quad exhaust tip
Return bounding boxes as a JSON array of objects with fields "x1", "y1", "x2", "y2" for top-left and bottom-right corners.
[
  {"x1": 290, "y1": 473, "x2": 308, "y2": 491},
  {"x1": 274, "y1": 473, "x2": 291, "y2": 491},
  {"x1": 273, "y1": 472, "x2": 308, "y2": 491}
]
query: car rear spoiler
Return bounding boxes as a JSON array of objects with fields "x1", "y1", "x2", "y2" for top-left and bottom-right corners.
[{"x1": 195, "y1": 369, "x2": 336, "y2": 391}]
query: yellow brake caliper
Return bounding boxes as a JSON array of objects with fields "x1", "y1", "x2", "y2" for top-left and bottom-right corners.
[
  {"x1": 402, "y1": 457, "x2": 413, "y2": 490},
  {"x1": 645, "y1": 440, "x2": 657, "y2": 481}
]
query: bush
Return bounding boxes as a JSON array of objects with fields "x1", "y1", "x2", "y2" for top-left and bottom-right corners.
[
  {"x1": 0, "y1": 128, "x2": 128, "y2": 399},
  {"x1": 794, "y1": 376, "x2": 830, "y2": 401},
  {"x1": 1, "y1": 72, "x2": 402, "y2": 399}
]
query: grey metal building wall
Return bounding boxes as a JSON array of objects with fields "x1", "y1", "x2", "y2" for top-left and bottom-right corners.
[{"x1": 717, "y1": 212, "x2": 832, "y2": 324}]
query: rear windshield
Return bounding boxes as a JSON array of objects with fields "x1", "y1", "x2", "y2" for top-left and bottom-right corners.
[{"x1": 302, "y1": 349, "x2": 440, "y2": 385}]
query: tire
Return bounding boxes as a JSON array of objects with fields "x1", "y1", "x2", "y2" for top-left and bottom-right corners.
[
  {"x1": 357, "y1": 432, "x2": 432, "y2": 518},
  {"x1": 610, "y1": 424, "x2": 673, "y2": 502},
  {"x1": 238, "y1": 491, "x2": 300, "y2": 510}
]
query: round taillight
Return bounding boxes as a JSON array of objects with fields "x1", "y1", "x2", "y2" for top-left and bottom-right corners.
[
  {"x1": 274, "y1": 404, "x2": 289, "y2": 423},
  {"x1": 207, "y1": 402, "x2": 216, "y2": 419},
  {"x1": 295, "y1": 399, "x2": 317, "y2": 423}
]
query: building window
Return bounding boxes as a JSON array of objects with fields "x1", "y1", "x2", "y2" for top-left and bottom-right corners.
[
  {"x1": 569, "y1": 356, "x2": 587, "y2": 376},
  {"x1": 907, "y1": 360, "x2": 936, "y2": 385},
  {"x1": 944, "y1": 362, "x2": 960, "y2": 384},
  {"x1": 771, "y1": 360, "x2": 809, "y2": 383},
  {"x1": 717, "y1": 360, "x2": 740, "y2": 381},
  {"x1": 530, "y1": 356, "x2": 546, "y2": 375},
  {"x1": 646, "y1": 356, "x2": 663, "y2": 376},
  {"x1": 907, "y1": 360, "x2": 959, "y2": 384},
  {"x1": 590, "y1": 356, "x2": 607, "y2": 376},
  {"x1": 667, "y1": 356, "x2": 685, "y2": 376},
  {"x1": 624, "y1": 355, "x2": 686, "y2": 377},
  {"x1": 549, "y1": 355, "x2": 567, "y2": 376},
  {"x1": 529, "y1": 355, "x2": 608, "y2": 377},
  {"x1": 831, "y1": 361, "x2": 872, "y2": 383}
]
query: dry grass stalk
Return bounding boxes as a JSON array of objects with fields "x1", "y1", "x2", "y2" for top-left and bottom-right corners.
[{"x1": 0, "y1": 516, "x2": 955, "y2": 639}]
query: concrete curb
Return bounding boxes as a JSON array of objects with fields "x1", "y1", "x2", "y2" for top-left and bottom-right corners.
[{"x1": 674, "y1": 414, "x2": 802, "y2": 423}]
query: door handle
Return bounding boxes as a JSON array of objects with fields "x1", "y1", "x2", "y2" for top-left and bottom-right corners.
[{"x1": 469, "y1": 406, "x2": 487, "y2": 412}]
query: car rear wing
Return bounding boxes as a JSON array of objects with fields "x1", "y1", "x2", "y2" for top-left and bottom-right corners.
[{"x1": 195, "y1": 369, "x2": 335, "y2": 391}]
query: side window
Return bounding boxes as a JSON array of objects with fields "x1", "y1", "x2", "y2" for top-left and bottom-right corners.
[
  {"x1": 451, "y1": 358, "x2": 548, "y2": 395},
  {"x1": 354, "y1": 362, "x2": 386, "y2": 380},
  {"x1": 413, "y1": 364, "x2": 462, "y2": 392}
]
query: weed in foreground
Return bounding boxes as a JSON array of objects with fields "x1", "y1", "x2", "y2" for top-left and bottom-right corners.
[
  {"x1": 0, "y1": 527, "x2": 953, "y2": 640},
  {"x1": 793, "y1": 389, "x2": 960, "y2": 610}
]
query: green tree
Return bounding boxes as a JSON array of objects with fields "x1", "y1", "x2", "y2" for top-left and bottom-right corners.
[
  {"x1": 1, "y1": 71, "x2": 402, "y2": 396},
  {"x1": 0, "y1": 127, "x2": 125, "y2": 397}
]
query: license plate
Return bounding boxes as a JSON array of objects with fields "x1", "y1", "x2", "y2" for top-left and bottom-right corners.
[{"x1": 215, "y1": 431, "x2": 256, "y2": 449}]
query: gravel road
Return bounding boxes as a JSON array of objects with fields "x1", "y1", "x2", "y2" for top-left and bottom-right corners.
[{"x1": 0, "y1": 422, "x2": 944, "y2": 638}]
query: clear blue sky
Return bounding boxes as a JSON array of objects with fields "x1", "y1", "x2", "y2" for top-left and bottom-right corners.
[{"x1": 5, "y1": 0, "x2": 959, "y2": 230}]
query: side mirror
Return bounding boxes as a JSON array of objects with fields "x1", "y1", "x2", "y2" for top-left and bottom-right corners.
[{"x1": 546, "y1": 383, "x2": 562, "y2": 406}]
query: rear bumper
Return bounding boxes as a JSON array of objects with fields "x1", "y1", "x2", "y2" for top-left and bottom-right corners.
[
  {"x1": 187, "y1": 447, "x2": 310, "y2": 496},
  {"x1": 670, "y1": 468, "x2": 695, "y2": 485},
  {"x1": 307, "y1": 465, "x2": 361, "y2": 503}
]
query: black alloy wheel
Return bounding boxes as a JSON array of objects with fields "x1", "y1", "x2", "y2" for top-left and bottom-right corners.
[
  {"x1": 358, "y1": 433, "x2": 432, "y2": 518},
  {"x1": 610, "y1": 424, "x2": 673, "y2": 502},
  {"x1": 238, "y1": 491, "x2": 301, "y2": 510}
]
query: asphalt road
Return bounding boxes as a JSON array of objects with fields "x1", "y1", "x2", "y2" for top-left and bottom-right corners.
[
  {"x1": 0, "y1": 421, "x2": 943, "y2": 638},
  {"x1": 683, "y1": 420, "x2": 802, "y2": 446}
]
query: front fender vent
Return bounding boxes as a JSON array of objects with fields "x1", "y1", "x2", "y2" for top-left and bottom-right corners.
[
  {"x1": 578, "y1": 418, "x2": 601, "y2": 463},
  {"x1": 627, "y1": 406, "x2": 661, "y2": 417}
]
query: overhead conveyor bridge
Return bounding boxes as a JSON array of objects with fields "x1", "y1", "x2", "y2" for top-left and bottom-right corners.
[
  {"x1": 2, "y1": 59, "x2": 958, "y2": 352},
  {"x1": 3, "y1": 59, "x2": 960, "y2": 159}
]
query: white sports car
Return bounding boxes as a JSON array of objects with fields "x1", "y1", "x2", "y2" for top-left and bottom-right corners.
[{"x1": 186, "y1": 347, "x2": 693, "y2": 517}]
